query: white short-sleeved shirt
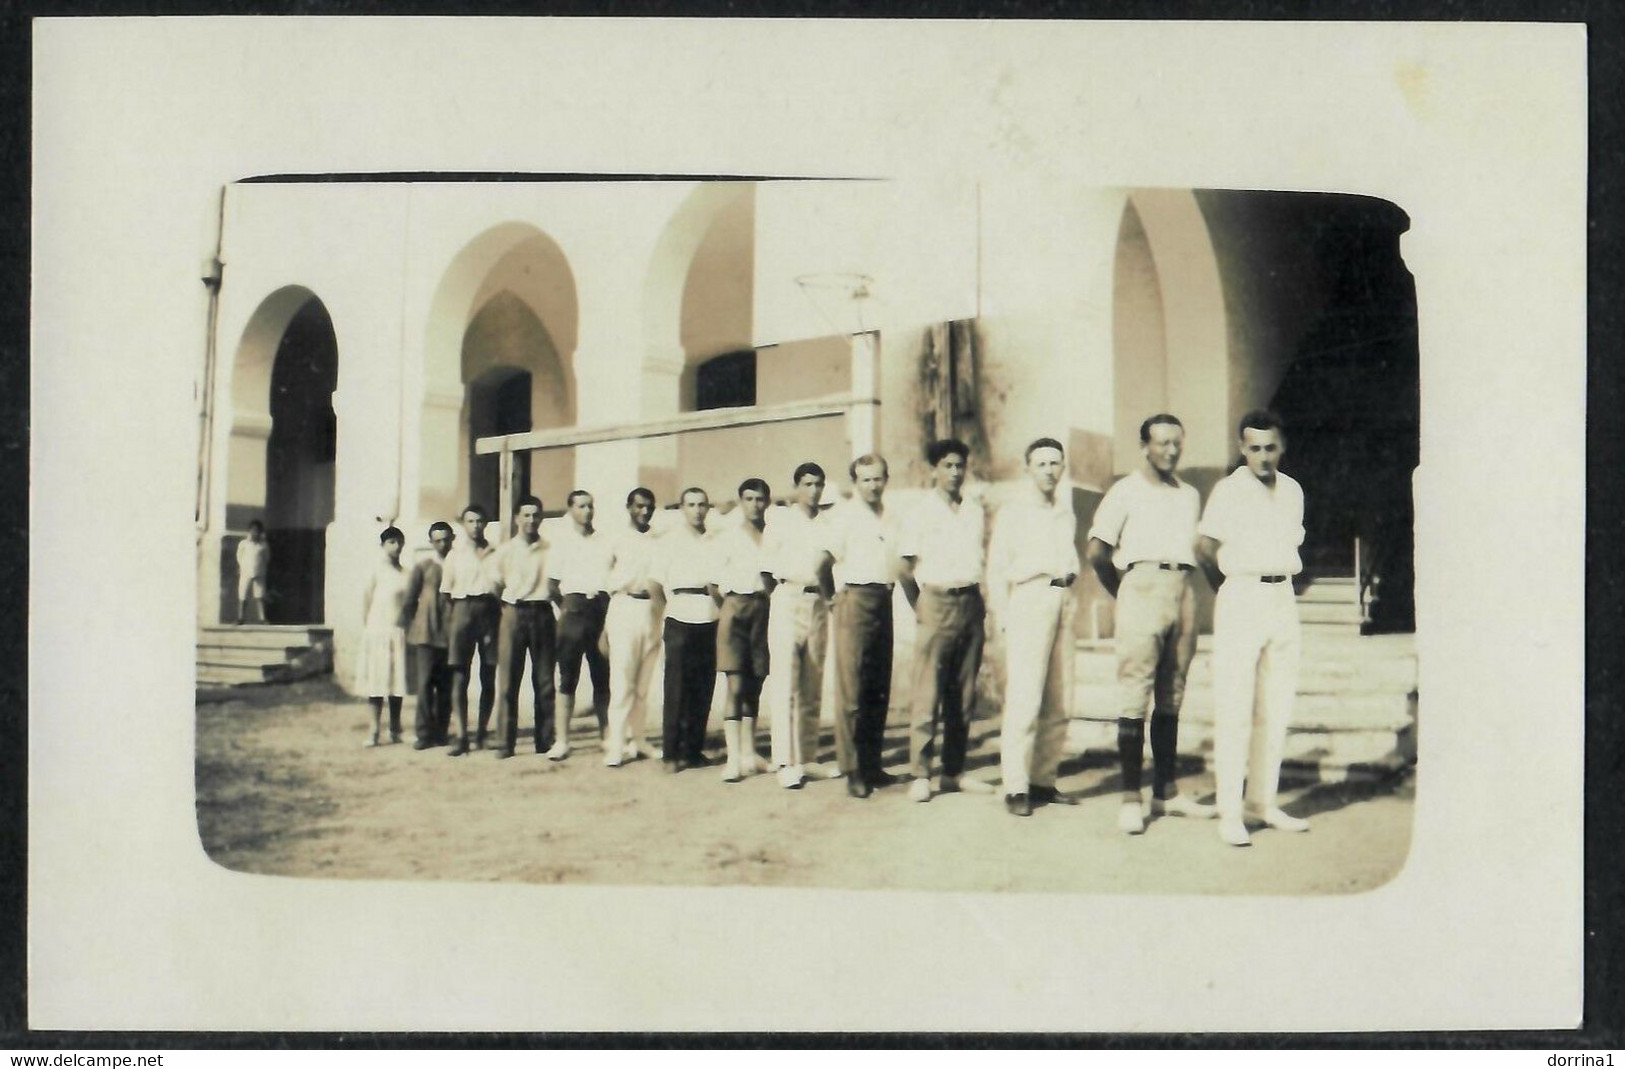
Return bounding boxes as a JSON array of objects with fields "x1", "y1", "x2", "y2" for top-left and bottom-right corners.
[
  {"x1": 236, "y1": 538, "x2": 269, "y2": 581},
  {"x1": 988, "y1": 488, "x2": 1079, "y2": 595},
  {"x1": 712, "y1": 522, "x2": 771, "y2": 595},
  {"x1": 491, "y1": 533, "x2": 550, "y2": 603},
  {"x1": 655, "y1": 525, "x2": 720, "y2": 624},
  {"x1": 1198, "y1": 467, "x2": 1305, "y2": 577},
  {"x1": 763, "y1": 504, "x2": 827, "y2": 587},
  {"x1": 899, "y1": 490, "x2": 985, "y2": 588},
  {"x1": 1086, "y1": 471, "x2": 1201, "y2": 570},
  {"x1": 605, "y1": 524, "x2": 658, "y2": 596},
  {"x1": 545, "y1": 525, "x2": 614, "y2": 595},
  {"x1": 821, "y1": 497, "x2": 900, "y2": 587},
  {"x1": 440, "y1": 540, "x2": 498, "y2": 599}
]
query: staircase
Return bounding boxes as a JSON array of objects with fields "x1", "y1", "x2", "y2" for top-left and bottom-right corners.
[
  {"x1": 197, "y1": 624, "x2": 334, "y2": 690},
  {"x1": 1066, "y1": 575, "x2": 1417, "y2": 781}
]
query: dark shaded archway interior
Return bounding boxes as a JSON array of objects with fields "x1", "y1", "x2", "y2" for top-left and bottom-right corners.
[
  {"x1": 265, "y1": 297, "x2": 339, "y2": 624},
  {"x1": 467, "y1": 368, "x2": 533, "y2": 521},
  {"x1": 1200, "y1": 191, "x2": 1419, "y2": 632}
]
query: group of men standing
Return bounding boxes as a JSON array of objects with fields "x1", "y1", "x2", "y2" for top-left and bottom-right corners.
[{"x1": 391, "y1": 407, "x2": 1309, "y2": 847}]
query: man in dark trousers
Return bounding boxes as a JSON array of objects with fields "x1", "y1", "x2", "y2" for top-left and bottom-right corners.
[
  {"x1": 402, "y1": 521, "x2": 455, "y2": 748},
  {"x1": 544, "y1": 490, "x2": 613, "y2": 761},
  {"x1": 490, "y1": 495, "x2": 555, "y2": 760},
  {"x1": 439, "y1": 503, "x2": 499, "y2": 756},
  {"x1": 650, "y1": 487, "x2": 721, "y2": 772}
]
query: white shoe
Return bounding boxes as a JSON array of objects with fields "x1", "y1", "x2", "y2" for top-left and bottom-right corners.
[
  {"x1": 1151, "y1": 793, "x2": 1218, "y2": 819},
  {"x1": 909, "y1": 778, "x2": 932, "y2": 803},
  {"x1": 603, "y1": 749, "x2": 624, "y2": 768},
  {"x1": 545, "y1": 741, "x2": 571, "y2": 761},
  {"x1": 1117, "y1": 801, "x2": 1146, "y2": 835},
  {"x1": 624, "y1": 743, "x2": 644, "y2": 761},
  {"x1": 777, "y1": 765, "x2": 805, "y2": 789},
  {"x1": 1247, "y1": 805, "x2": 1310, "y2": 833},
  {"x1": 802, "y1": 762, "x2": 843, "y2": 781},
  {"x1": 1218, "y1": 816, "x2": 1252, "y2": 847}
]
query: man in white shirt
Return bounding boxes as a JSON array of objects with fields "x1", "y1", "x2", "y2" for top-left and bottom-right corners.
[
  {"x1": 711, "y1": 478, "x2": 776, "y2": 782},
  {"x1": 817, "y1": 453, "x2": 901, "y2": 800},
  {"x1": 235, "y1": 519, "x2": 269, "y2": 625},
  {"x1": 544, "y1": 490, "x2": 614, "y2": 761},
  {"x1": 1086, "y1": 413, "x2": 1216, "y2": 834},
  {"x1": 988, "y1": 438, "x2": 1080, "y2": 817},
  {"x1": 898, "y1": 439, "x2": 995, "y2": 803},
  {"x1": 440, "y1": 503, "x2": 500, "y2": 756},
  {"x1": 763, "y1": 462, "x2": 840, "y2": 788},
  {"x1": 489, "y1": 496, "x2": 555, "y2": 760},
  {"x1": 1196, "y1": 409, "x2": 1310, "y2": 847},
  {"x1": 650, "y1": 487, "x2": 722, "y2": 773},
  {"x1": 602, "y1": 487, "x2": 661, "y2": 768}
]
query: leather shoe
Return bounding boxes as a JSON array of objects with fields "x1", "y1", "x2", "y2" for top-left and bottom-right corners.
[
  {"x1": 673, "y1": 757, "x2": 691, "y2": 773},
  {"x1": 662, "y1": 760, "x2": 681, "y2": 774},
  {"x1": 847, "y1": 775, "x2": 873, "y2": 800},
  {"x1": 447, "y1": 738, "x2": 469, "y2": 757},
  {"x1": 1031, "y1": 784, "x2": 1079, "y2": 807},
  {"x1": 1005, "y1": 793, "x2": 1032, "y2": 817},
  {"x1": 412, "y1": 739, "x2": 432, "y2": 751},
  {"x1": 493, "y1": 748, "x2": 514, "y2": 760},
  {"x1": 867, "y1": 770, "x2": 900, "y2": 789}
]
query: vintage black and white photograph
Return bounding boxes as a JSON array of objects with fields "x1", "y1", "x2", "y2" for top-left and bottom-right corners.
[
  {"x1": 191, "y1": 178, "x2": 1419, "y2": 896},
  {"x1": 28, "y1": 19, "x2": 1585, "y2": 1033}
]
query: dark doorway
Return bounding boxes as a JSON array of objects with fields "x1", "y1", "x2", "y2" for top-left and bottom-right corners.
[
  {"x1": 468, "y1": 367, "x2": 532, "y2": 523},
  {"x1": 264, "y1": 298, "x2": 338, "y2": 624}
]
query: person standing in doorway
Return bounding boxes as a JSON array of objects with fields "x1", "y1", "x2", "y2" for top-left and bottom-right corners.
[
  {"x1": 490, "y1": 495, "x2": 555, "y2": 760},
  {"x1": 650, "y1": 487, "x2": 721, "y2": 772},
  {"x1": 898, "y1": 439, "x2": 994, "y2": 803},
  {"x1": 763, "y1": 462, "x2": 840, "y2": 789},
  {"x1": 988, "y1": 438, "x2": 1081, "y2": 818},
  {"x1": 711, "y1": 478, "x2": 775, "y2": 783},
  {"x1": 817, "y1": 454, "x2": 902, "y2": 800},
  {"x1": 602, "y1": 488, "x2": 662, "y2": 768},
  {"x1": 357, "y1": 526, "x2": 410, "y2": 747},
  {"x1": 545, "y1": 490, "x2": 614, "y2": 761},
  {"x1": 1197, "y1": 409, "x2": 1310, "y2": 847},
  {"x1": 402, "y1": 521, "x2": 455, "y2": 749},
  {"x1": 1086, "y1": 414, "x2": 1217, "y2": 834},
  {"x1": 440, "y1": 504, "x2": 499, "y2": 756},
  {"x1": 235, "y1": 519, "x2": 269, "y2": 625}
]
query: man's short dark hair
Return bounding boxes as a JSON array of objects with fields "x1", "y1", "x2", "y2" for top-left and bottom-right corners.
[
  {"x1": 379, "y1": 526, "x2": 405, "y2": 545},
  {"x1": 1238, "y1": 409, "x2": 1285, "y2": 438},
  {"x1": 925, "y1": 438, "x2": 970, "y2": 466},
  {"x1": 460, "y1": 503, "x2": 488, "y2": 521},
  {"x1": 516, "y1": 495, "x2": 543, "y2": 513},
  {"x1": 1024, "y1": 437, "x2": 1066, "y2": 462},
  {"x1": 626, "y1": 487, "x2": 656, "y2": 508},
  {"x1": 1139, "y1": 414, "x2": 1184, "y2": 443},
  {"x1": 428, "y1": 521, "x2": 454, "y2": 538},
  {"x1": 679, "y1": 486, "x2": 709, "y2": 505},
  {"x1": 792, "y1": 462, "x2": 826, "y2": 485},
  {"x1": 565, "y1": 489, "x2": 592, "y2": 507},
  {"x1": 848, "y1": 453, "x2": 890, "y2": 480},
  {"x1": 246, "y1": 519, "x2": 264, "y2": 533},
  {"x1": 738, "y1": 477, "x2": 771, "y2": 499}
]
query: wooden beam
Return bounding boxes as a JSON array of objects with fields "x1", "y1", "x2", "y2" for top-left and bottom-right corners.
[{"x1": 474, "y1": 393, "x2": 862, "y2": 455}]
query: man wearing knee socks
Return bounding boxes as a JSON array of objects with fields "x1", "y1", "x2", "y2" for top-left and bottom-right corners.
[{"x1": 1086, "y1": 413, "x2": 1216, "y2": 834}]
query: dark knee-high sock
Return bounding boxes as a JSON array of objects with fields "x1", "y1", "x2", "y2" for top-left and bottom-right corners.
[
  {"x1": 388, "y1": 696, "x2": 403, "y2": 736},
  {"x1": 1150, "y1": 711, "x2": 1179, "y2": 798},
  {"x1": 1117, "y1": 718, "x2": 1145, "y2": 799}
]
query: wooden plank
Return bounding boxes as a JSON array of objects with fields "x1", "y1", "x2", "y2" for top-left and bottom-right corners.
[{"x1": 474, "y1": 393, "x2": 860, "y2": 455}]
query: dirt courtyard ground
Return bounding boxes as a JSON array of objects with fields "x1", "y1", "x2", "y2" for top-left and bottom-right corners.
[{"x1": 196, "y1": 679, "x2": 1413, "y2": 896}]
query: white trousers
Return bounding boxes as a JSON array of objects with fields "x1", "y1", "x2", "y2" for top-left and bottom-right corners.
[
  {"x1": 766, "y1": 585, "x2": 828, "y2": 769},
  {"x1": 604, "y1": 594, "x2": 661, "y2": 755},
  {"x1": 1211, "y1": 581, "x2": 1301, "y2": 818},
  {"x1": 998, "y1": 581, "x2": 1072, "y2": 796}
]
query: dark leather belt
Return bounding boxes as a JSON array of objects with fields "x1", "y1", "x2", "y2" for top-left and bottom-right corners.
[
  {"x1": 926, "y1": 584, "x2": 980, "y2": 596},
  {"x1": 1049, "y1": 577, "x2": 1075, "y2": 588},
  {"x1": 844, "y1": 583, "x2": 893, "y2": 592},
  {"x1": 1258, "y1": 575, "x2": 1289, "y2": 584},
  {"x1": 670, "y1": 587, "x2": 708, "y2": 596},
  {"x1": 725, "y1": 590, "x2": 766, "y2": 599},
  {"x1": 1131, "y1": 561, "x2": 1194, "y2": 572},
  {"x1": 453, "y1": 594, "x2": 496, "y2": 601},
  {"x1": 509, "y1": 599, "x2": 550, "y2": 609},
  {"x1": 621, "y1": 591, "x2": 651, "y2": 600}
]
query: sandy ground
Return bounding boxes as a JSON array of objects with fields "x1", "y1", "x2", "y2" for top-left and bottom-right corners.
[{"x1": 196, "y1": 678, "x2": 1413, "y2": 896}]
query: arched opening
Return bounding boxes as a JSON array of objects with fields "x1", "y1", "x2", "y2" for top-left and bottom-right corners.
[
  {"x1": 420, "y1": 226, "x2": 577, "y2": 525},
  {"x1": 224, "y1": 288, "x2": 338, "y2": 624},
  {"x1": 1111, "y1": 199, "x2": 1169, "y2": 474}
]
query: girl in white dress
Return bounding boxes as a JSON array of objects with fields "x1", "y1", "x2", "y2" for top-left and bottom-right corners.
[{"x1": 357, "y1": 526, "x2": 410, "y2": 746}]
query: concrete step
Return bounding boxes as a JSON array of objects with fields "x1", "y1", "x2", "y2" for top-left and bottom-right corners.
[
  {"x1": 1074, "y1": 650, "x2": 1418, "y2": 693},
  {"x1": 196, "y1": 626, "x2": 334, "y2": 690},
  {"x1": 197, "y1": 663, "x2": 280, "y2": 686},
  {"x1": 197, "y1": 625, "x2": 332, "y2": 651},
  {"x1": 1298, "y1": 601, "x2": 1363, "y2": 626},
  {"x1": 195, "y1": 644, "x2": 307, "y2": 666}
]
